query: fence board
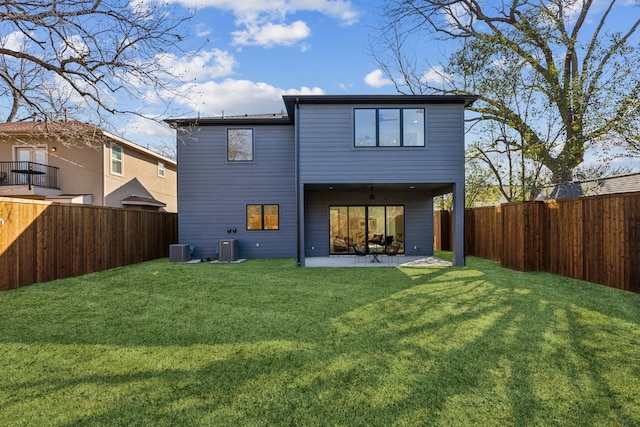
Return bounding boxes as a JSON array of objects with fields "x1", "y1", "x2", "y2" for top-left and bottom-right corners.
[
  {"x1": 625, "y1": 195, "x2": 640, "y2": 293},
  {"x1": 545, "y1": 199, "x2": 583, "y2": 280},
  {"x1": 0, "y1": 198, "x2": 177, "y2": 290},
  {"x1": 434, "y1": 210, "x2": 451, "y2": 251},
  {"x1": 466, "y1": 205, "x2": 502, "y2": 262},
  {"x1": 434, "y1": 192, "x2": 640, "y2": 293}
]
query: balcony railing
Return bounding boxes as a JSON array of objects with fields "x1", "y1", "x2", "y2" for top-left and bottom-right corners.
[{"x1": 0, "y1": 161, "x2": 59, "y2": 190}]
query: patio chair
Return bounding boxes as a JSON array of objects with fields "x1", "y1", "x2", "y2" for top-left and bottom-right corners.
[
  {"x1": 352, "y1": 243, "x2": 369, "y2": 263},
  {"x1": 385, "y1": 243, "x2": 401, "y2": 264}
]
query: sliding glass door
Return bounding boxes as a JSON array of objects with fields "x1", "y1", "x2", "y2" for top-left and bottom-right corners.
[{"x1": 329, "y1": 205, "x2": 404, "y2": 255}]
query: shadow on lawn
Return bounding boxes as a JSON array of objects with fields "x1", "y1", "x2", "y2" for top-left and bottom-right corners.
[{"x1": 1, "y1": 259, "x2": 639, "y2": 426}]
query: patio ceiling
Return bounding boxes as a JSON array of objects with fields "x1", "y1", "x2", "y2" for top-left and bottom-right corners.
[{"x1": 303, "y1": 182, "x2": 454, "y2": 194}]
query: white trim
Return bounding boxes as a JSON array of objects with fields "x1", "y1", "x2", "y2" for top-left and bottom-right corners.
[
  {"x1": 12, "y1": 144, "x2": 48, "y2": 163},
  {"x1": 110, "y1": 144, "x2": 124, "y2": 176},
  {"x1": 158, "y1": 161, "x2": 165, "y2": 178},
  {"x1": 102, "y1": 130, "x2": 176, "y2": 166}
]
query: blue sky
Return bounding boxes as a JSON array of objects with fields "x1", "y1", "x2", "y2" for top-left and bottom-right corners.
[
  {"x1": 55, "y1": 0, "x2": 639, "y2": 175},
  {"x1": 122, "y1": 0, "x2": 395, "y2": 149}
]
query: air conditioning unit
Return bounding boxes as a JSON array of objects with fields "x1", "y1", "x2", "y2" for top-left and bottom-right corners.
[
  {"x1": 218, "y1": 239, "x2": 239, "y2": 262},
  {"x1": 169, "y1": 244, "x2": 192, "y2": 262}
]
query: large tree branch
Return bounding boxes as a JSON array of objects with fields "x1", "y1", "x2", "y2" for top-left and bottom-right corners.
[{"x1": 0, "y1": 0, "x2": 192, "y2": 123}]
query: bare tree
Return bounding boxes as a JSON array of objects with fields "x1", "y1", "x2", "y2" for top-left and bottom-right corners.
[
  {"x1": 373, "y1": 0, "x2": 640, "y2": 183},
  {"x1": 0, "y1": 0, "x2": 193, "y2": 143}
]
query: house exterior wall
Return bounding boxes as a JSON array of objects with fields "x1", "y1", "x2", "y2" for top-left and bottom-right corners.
[
  {"x1": 51, "y1": 144, "x2": 104, "y2": 202},
  {"x1": 295, "y1": 101, "x2": 464, "y2": 259},
  {"x1": 0, "y1": 135, "x2": 103, "y2": 201},
  {"x1": 173, "y1": 95, "x2": 471, "y2": 264},
  {"x1": 103, "y1": 142, "x2": 177, "y2": 212},
  {"x1": 296, "y1": 103, "x2": 466, "y2": 185},
  {"x1": 0, "y1": 129, "x2": 176, "y2": 211},
  {"x1": 177, "y1": 124, "x2": 296, "y2": 259}
]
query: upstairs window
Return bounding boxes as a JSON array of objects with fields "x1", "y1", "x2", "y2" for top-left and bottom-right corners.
[
  {"x1": 228, "y1": 128, "x2": 254, "y2": 161},
  {"x1": 111, "y1": 145, "x2": 123, "y2": 175},
  {"x1": 354, "y1": 108, "x2": 425, "y2": 147},
  {"x1": 158, "y1": 161, "x2": 165, "y2": 178}
]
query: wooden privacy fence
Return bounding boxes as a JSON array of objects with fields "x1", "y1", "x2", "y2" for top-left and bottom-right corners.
[
  {"x1": 434, "y1": 192, "x2": 640, "y2": 293},
  {"x1": 0, "y1": 197, "x2": 178, "y2": 290}
]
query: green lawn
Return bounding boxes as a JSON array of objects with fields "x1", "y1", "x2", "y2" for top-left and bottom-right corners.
[{"x1": 1, "y1": 254, "x2": 639, "y2": 426}]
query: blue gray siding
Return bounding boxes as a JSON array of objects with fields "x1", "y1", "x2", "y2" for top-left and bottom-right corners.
[
  {"x1": 296, "y1": 102, "x2": 464, "y2": 260},
  {"x1": 297, "y1": 104, "x2": 465, "y2": 184},
  {"x1": 177, "y1": 124, "x2": 296, "y2": 259},
  {"x1": 175, "y1": 96, "x2": 468, "y2": 264}
]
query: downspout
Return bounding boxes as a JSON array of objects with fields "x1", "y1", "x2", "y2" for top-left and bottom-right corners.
[
  {"x1": 102, "y1": 135, "x2": 107, "y2": 206},
  {"x1": 295, "y1": 98, "x2": 301, "y2": 266}
]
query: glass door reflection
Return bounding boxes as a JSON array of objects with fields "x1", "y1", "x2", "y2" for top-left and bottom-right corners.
[{"x1": 329, "y1": 205, "x2": 404, "y2": 255}]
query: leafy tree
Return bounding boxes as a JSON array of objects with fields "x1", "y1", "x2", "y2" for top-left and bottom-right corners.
[
  {"x1": 373, "y1": 0, "x2": 640, "y2": 183},
  {"x1": 0, "y1": 0, "x2": 192, "y2": 141},
  {"x1": 468, "y1": 120, "x2": 549, "y2": 202},
  {"x1": 434, "y1": 152, "x2": 504, "y2": 209},
  {"x1": 464, "y1": 153, "x2": 508, "y2": 205}
]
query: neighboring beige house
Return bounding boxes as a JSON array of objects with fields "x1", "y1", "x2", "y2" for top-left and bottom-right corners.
[{"x1": 0, "y1": 121, "x2": 176, "y2": 212}]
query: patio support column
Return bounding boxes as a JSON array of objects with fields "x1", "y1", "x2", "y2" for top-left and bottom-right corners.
[
  {"x1": 298, "y1": 182, "x2": 305, "y2": 267},
  {"x1": 452, "y1": 181, "x2": 466, "y2": 266}
]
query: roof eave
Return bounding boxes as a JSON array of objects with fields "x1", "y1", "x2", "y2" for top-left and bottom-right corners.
[
  {"x1": 282, "y1": 94, "x2": 479, "y2": 120},
  {"x1": 165, "y1": 117, "x2": 292, "y2": 127}
]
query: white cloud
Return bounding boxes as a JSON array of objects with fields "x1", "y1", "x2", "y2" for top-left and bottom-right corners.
[
  {"x1": 443, "y1": 2, "x2": 472, "y2": 30},
  {"x1": 156, "y1": 48, "x2": 237, "y2": 81},
  {"x1": 232, "y1": 20, "x2": 311, "y2": 47},
  {"x1": 122, "y1": 115, "x2": 175, "y2": 138},
  {"x1": 168, "y1": 0, "x2": 361, "y2": 48},
  {"x1": 195, "y1": 23, "x2": 211, "y2": 37},
  {"x1": 1, "y1": 31, "x2": 27, "y2": 51},
  {"x1": 171, "y1": 0, "x2": 360, "y2": 25},
  {"x1": 166, "y1": 78, "x2": 324, "y2": 117},
  {"x1": 421, "y1": 66, "x2": 452, "y2": 86},
  {"x1": 364, "y1": 69, "x2": 393, "y2": 88},
  {"x1": 59, "y1": 35, "x2": 89, "y2": 58}
]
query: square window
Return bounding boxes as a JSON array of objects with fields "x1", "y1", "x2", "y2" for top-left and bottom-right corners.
[
  {"x1": 247, "y1": 204, "x2": 279, "y2": 230},
  {"x1": 228, "y1": 129, "x2": 254, "y2": 161}
]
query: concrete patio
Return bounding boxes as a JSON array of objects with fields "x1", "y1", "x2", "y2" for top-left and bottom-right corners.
[{"x1": 304, "y1": 255, "x2": 452, "y2": 267}]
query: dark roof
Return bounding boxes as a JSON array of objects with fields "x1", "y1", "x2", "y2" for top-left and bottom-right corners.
[
  {"x1": 282, "y1": 94, "x2": 478, "y2": 118},
  {"x1": 0, "y1": 120, "x2": 100, "y2": 133},
  {"x1": 121, "y1": 194, "x2": 166, "y2": 207},
  {"x1": 166, "y1": 94, "x2": 479, "y2": 127},
  {"x1": 536, "y1": 172, "x2": 640, "y2": 200}
]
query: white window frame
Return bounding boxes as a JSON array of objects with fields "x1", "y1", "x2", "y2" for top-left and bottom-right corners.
[
  {"x1": 111, "y1": 145, "x2": 123, "y2": 176},
  {"x1": 158, "y1": 161, "x2": 165, "y2": 178}
]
